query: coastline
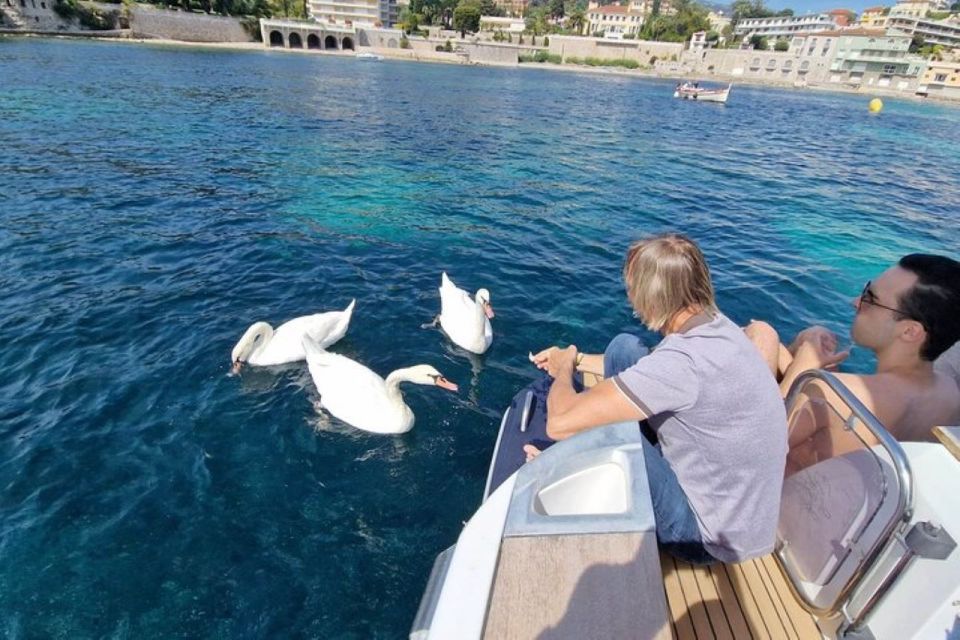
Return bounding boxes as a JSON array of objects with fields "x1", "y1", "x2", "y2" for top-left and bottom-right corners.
[{"x1": 4, "y1": 31, "x2": 957, "y2": 106}]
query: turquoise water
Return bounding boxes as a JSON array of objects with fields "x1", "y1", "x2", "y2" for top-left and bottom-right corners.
[{"x1": 1, "y1": 37, "x2": 958, "y2": 637}]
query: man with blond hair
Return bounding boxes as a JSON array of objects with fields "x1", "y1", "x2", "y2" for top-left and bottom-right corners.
[
  {"x1": 746, "y1": 254, "x2": 960, "y2": 443},
  {"x1": 529, "y1": 234, "x2": 787, "y2": 565}
]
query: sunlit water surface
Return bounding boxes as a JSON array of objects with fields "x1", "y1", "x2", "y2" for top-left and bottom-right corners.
[{"x1": 1, "y1": 37, "x2": 958, "y2": 638}]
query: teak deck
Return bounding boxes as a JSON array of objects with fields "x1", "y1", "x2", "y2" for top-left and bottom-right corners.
[{"x1": 660, "y1": 552, "x2": 821, "y2": 640}]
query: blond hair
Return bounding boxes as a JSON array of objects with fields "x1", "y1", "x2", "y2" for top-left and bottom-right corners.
[{"x1": 622, "y1": 234, "x2": 718, "y2": 332}]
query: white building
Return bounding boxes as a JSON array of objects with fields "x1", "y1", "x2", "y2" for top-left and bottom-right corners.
[
  {"x1": 887, "y1": 14, "x2": 960, "y2": 50},
  {"x1": 308, "y1": 0, "x2": 396, "y2": 27},
  {"x1": 733, "y1": 13, "x2": 838, "y2": 42},
  {"x1": 586, "y1": 4, "x2": 645, "y2": 37}
]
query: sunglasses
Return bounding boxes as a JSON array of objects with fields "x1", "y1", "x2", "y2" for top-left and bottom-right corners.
[{"x1": 858, "y1": 281, "x2": 923, "y2": 328}]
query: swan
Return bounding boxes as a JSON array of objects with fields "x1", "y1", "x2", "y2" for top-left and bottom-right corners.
[
  {"x1": 437, "y1": 272, "x2": 494, "y2": 355},
  {"x1": 303, "y1": 337, "x2": 458, "y2": 434},
  {"x1": 231, "y1": 299, "x2": 355, "y2": 372}
]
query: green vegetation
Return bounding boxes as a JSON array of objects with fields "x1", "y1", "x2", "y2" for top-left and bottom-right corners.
[
  {"x1": 638, "y1": 0, "x2": 709, "y2": 43},
  {"x1": 562, "y1": 56, "x2": 640, "y2": 69},
  {"x1": 400, "y1": 33, "x2": 411, "y2": 48},
  {"x1": 730, "y1": 0, "x2": 793, "y2": 24},
  {"x1": 774, "y1": 38, "x2": 789, "y2": 52},
  {"x1": 452, "y1": 0, "x2": 480, "y2": 35},
  {"x1": 518, "y1": 50, "x2": 561, "y2": 63},
  {"x1": 54, "y1": 0, "x2": 121, "y2": 28},
  {"x1": 749, "y1": 34, "x2": 768, "y2": 50}
]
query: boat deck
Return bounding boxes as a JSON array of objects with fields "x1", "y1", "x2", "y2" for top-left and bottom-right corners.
[{"x1": 661, "y1": 552, "x2": 821, "y2": 640}]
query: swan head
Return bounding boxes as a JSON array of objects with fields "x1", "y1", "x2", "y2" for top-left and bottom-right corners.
[
  {"x1": 231, "y1": 322, "x2": 273, "y2": 371},
  {"x1": 401, "y1": 365, "x2": 459, "y2": 392},
  {"x1": 475, "y1": 288, "x2": 495, "y2": 319}
]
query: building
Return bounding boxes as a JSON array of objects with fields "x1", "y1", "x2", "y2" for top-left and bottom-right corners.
[
  {"x1": 586, "y1": 4, "x2": 646, "y2": 37},
  {"x1": 888, "y1": 0, "x2": 934, "y2": 17},
  {"x1": 307, "y1": 0, "x2": 395, "y2": 26},
  {"x1": 823, "y1": 28, "x2": 927, "y2": 89},
  {"x1": 493, "y1": 0, "x2": 528, "y2": 17},
  {"x1": 733, "y1": 13, "x2": 839, "y2": 42},
  {"x1": 707, "y1": 10, "x2": 730, "y2": 33},
  {"x1": 828, "y1": 8, "x2": 854, "y2": 27},
  {"x1": 479, "y1": 15, "x2": 525, "y2": 33},
  {"x1": 917, "y1": 60, "x2": 960, "y2": 98},
  {"x1": 858, "y1": 6, "x2": 888, "y2": 28},
  {"x1": 886, "y1": 14, "x2": 960, "y2": 49}
]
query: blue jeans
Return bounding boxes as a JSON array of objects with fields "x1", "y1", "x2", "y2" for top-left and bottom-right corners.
[{"x1": 603, "y1": 333, "x2": 715, "y2": 565}]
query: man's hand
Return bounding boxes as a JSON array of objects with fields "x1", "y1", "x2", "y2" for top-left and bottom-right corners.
[
  {"x1": 793, "y1": 338, "x2": 849, "y2": 371},
  {"x1": 790, "y1": 325, "x2": 839, "y2": 357},
  {"x1": 529, "y1": 345, "x2": 579, "y2": 378}
]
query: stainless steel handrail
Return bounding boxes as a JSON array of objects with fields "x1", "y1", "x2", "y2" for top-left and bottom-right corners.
[{"x1": 776, "y1": 369, "x2": 914, "y2": 619}]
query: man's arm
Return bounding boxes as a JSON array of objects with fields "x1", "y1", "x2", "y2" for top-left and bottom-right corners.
[{"x1": 531, "y1": 346, "x2": 646, "y2": 440}]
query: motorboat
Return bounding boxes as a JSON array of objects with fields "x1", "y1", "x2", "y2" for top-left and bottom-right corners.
[
  {"x1": 410, "y1": 369, "x2": 960, "y2": 639},
  {"x1": 356, "y1": 52, "x2": 384, "y2": 61},
  {"x1": 674, "y1": 82, "x2": 731, "y2": 104}
]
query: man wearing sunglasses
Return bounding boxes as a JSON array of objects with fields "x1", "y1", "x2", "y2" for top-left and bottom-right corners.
[{"x1": 746, "y1": 253, "x2": 960, "y2": 443}]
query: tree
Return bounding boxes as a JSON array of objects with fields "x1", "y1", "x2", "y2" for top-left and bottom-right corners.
[
  {"x1": 908, "y1": 33, "x2": 925, "y2": 53},
  {"x1": 731, "y1": 0, "x2": 772, "y2": 25},
  {"x1": 399, "y1": 7, "x2": 421, "y2": 33},
  {"x1": 951, "y1": 1, "x2": 960, "y2": 11},
  {"x1": 566, "y1": 8, "x2": 585, "y2": 34},
  {"x1": 453, "y1": 0, "x2": 481, "y2": 35},
  {"x1": 478, "y1": 0, "x2": 502, "y2": 16},
  {"x1": 749, "y1": 33, "x2": 768, "y2": 49},
  {"x1": 548, "y1": 0, "x2": 563, "y2": 19},
  {"x1": 774, "y1": 37, "x2": 789, "y2": 51}
]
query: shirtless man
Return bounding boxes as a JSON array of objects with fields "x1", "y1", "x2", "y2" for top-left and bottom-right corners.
[{"x1": 747, "y1": 253, "x2": 960, "y2": 442}]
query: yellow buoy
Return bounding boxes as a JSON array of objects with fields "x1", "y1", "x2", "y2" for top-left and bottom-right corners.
[{"x1": 868, "y1": 98, "x2": 883, "y2": 113}]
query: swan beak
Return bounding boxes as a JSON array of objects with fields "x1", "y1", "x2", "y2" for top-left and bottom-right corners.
[
  {"x1": 231, "y1": 360, "x2": 243, "y2": 374},
  {"x1": 483, "y1": 303, "x2": 495, "y2": 319},
  {"x1": 436, "y1": 377, "x2": 459, "y2": 392}
]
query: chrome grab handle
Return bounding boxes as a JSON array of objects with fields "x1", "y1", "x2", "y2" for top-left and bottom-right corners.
[{"x1": 777, "y1": 369, "x2": 914, "y2": 622}]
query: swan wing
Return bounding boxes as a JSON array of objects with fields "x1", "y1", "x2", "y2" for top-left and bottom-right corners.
[
  {"x1": 438, "y1": 274, "x2": 487, "y2": 353},
  {"x1": 256, "y1": 303, "x2": 355, "y2": 365},
  {"x1": 304, "y1": 344, "x2": 408, "y2": 433}
]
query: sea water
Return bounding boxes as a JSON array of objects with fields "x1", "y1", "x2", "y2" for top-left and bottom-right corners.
[{"x1": 0, "y1": 37, "x2": 957, "y2": 638}]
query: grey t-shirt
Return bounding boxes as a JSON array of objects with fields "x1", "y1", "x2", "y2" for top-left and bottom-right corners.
[
  {"x1": 612, "y1": 313, "x2": 788, "y2": 563},
  {"x1": 935, "y1": 341, "x2": 960, "y2": 389}
]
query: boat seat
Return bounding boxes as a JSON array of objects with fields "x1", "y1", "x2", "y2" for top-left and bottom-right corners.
[{"x1": 659, "y1": 551, "x2": 821, "y2": 640}]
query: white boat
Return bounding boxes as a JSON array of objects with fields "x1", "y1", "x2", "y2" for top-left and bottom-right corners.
[
  {"x1": 410, "y1": 369, "x2": 960, "y2": 639},
  {"x1": 356, "y1": 52, "x2": 384, "y2": 61},
  {"x1": 674, "y1": 83, "x2": 731, "y2": 104}
]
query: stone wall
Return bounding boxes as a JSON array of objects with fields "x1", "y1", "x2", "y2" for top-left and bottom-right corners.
[
  {"x1": 1, "y1": 0, "x2": 72, "y2": 31},
  {"x1": 461, "y1": 41, "x2": 517, "y2": 65},
  {"x1": 356, "y1": 26, "x2": 402, "y2": 48},
  {"x1": 679, "y1": 48, "x2": 833, "y2": 86},
  {"x1": 548, "y1": 35, "x2": 683, "y2": 65},
  {"x1": 128, "y1": 4, "x2": 251, "y2": 42}
]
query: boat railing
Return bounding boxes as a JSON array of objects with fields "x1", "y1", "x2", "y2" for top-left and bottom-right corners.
[{"x1": 776, "y1": 369, "x2": 914, "y2": 631}]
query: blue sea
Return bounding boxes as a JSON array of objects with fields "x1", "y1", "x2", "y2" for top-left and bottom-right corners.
[{"x1": 0, "y1": 37, "x2": 957, "y2": 638}]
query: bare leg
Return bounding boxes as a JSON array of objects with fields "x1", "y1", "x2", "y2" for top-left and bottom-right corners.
[{"x1": 744, "y1": 320, "x2": 788, "y2": 378}]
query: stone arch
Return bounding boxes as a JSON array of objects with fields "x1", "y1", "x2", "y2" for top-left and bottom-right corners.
[
  {"x1": 342, "y1": 36, "x2": 354, "y2": 50},
  {"x1": 324, "y1": 34, "x2": 338, "y2": 49},
  {"x1": 387, "y1": 37, "x2": 398, "y2": 48},
  {"x1": 289, "y1": 32, "x2": 303, "y2": 48},
  {"x1": 269, "y1": 30, "x2": 284, "y2": 47},
  {"x1": 307, "y1": 33, "x2": 320, "y2": 49}
]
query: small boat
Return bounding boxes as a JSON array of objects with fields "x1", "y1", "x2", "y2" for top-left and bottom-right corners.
[
  {"x1": 674, "y1": 82, "x2": 731, "y2": 103},
  {"x1": 355, "y1": 52, "x2": 384, "y2": 61}
]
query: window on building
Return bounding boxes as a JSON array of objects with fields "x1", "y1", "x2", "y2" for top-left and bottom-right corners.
[
  {"x1": 751, "y1": 57, "x2": 760, "y2": 67},
  {"x1": 882, "y1": 64, "x2": 896, "y2": 74},
  {"x1": 767, "y1": 59, "x2": 777, "y2": 69},
  {"x1": 934, "y1": 73, "x2": 947, "y2": 81}
]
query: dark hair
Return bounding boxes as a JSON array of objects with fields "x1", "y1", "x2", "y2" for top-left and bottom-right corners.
[{"x1": 897, "y1": 254, "x2": 960, "y2": 361}]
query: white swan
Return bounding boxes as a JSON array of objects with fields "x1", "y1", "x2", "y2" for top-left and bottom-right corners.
[
  {"x1": 437, "y1": 272, "x2": 494, "y2": 355},
  {"x1": 303, "y1": 337, "x2": 458, "y2": 434},
  {"x1": 231, "y1": 299, "x2": 355, "y2": 371}
]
